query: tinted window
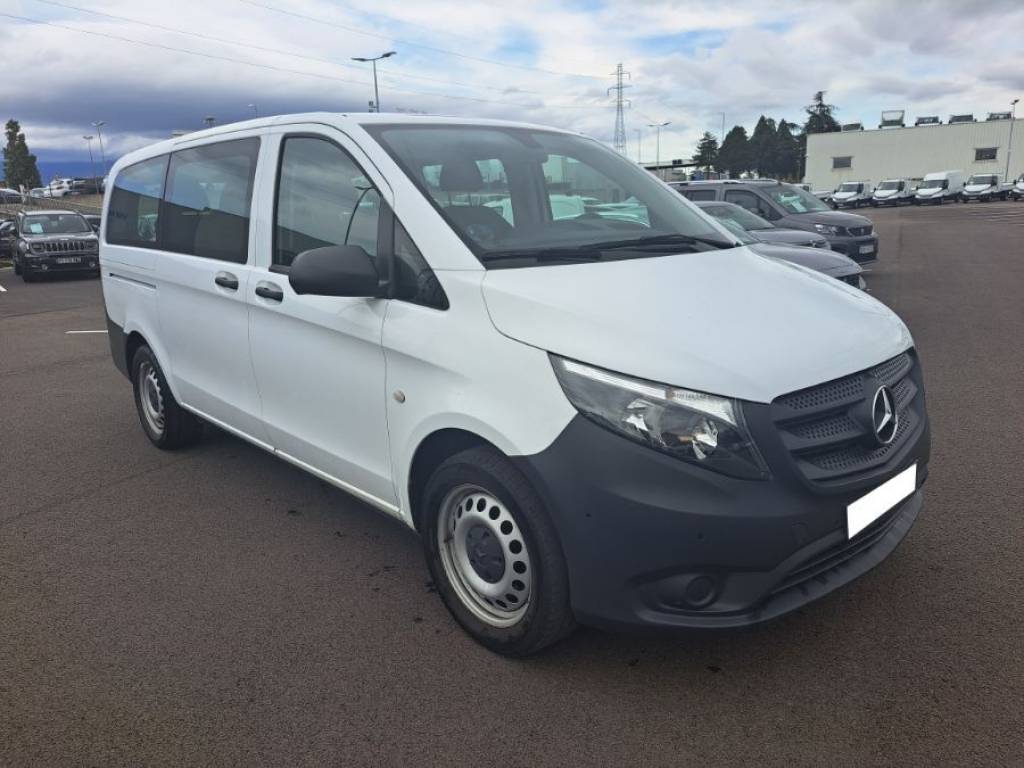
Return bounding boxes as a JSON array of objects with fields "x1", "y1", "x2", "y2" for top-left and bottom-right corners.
[
  {"x1": 162, "y1": 138, "x2": 259, "y2": 263},
  {"x1": 107, "y1": 155, "x2": 168, "y2": 247},
  {"x1": 393, "y1": 219, "x2": 447, "y2": 310},
  {"x1": 682, "y1": 189, "x2": 716, "y2": 201},
  {"x1": 724, "y1": 189, "x2": 774, "y2": 218},
  {"x1": 833, "y1": 156, "x2": 852, "y2": 169},
  {"x1": 274, "y1": 137, "x2": 380, "y2": 269},
  {"x1": 974, "y1": 147, "x2": 997, "y2": 161}
]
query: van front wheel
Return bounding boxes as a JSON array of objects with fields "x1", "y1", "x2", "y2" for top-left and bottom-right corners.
[{"x1": 422, "y1": 446, "x2": 575, "y2": 656}]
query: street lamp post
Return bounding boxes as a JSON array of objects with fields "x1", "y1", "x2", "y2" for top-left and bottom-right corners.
[
  {"x1": 83, "y1": 135, "x2": 98, "y2": 189},
  {"x1": 248, "y1": 103, "x2": 259, "y2": 118},
  {"x1": 92, "y1": 120, "x2": 107, "y2": 174},
  {"x1": 1005, "y1": 98, "x2": 1020, "y2": 183},
  {"x1": 351, "y1": 51, "x2": 396, "y2": 112},
  {"x1": 648, "y1": 121, "x2": 670, "y2": 180},
  {"x1": 634, "y1": 128, "x2": 643, "y2": 163}
]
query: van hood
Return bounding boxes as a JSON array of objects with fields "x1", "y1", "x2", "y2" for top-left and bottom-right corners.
[{"x1": 481, "y1": 247, "x2": 911, "y2": 404}]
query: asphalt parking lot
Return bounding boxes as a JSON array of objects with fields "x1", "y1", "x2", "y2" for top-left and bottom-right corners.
[{"x1": 2, "y1": 202, "x2": 1023, "y2": 766}]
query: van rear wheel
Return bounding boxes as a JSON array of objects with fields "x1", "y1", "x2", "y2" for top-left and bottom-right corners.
[
  {"x1": 421, "y1": 446, "x2": 575, "y2": 656},
  {"x1": 131, "y1": 345, "x2": 202, "y2": 449}
]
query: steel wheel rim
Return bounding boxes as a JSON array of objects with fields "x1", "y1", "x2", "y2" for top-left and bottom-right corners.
[
  {"x1": 437, "y1": 484, "x2": 532, "y2": 627},
  {"x1": 139, "y1": 361, "x2": 165, "y2": 436}
]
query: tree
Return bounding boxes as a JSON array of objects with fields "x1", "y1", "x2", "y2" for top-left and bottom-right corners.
[
  {"x1": 3, "y1": 120, "x2": 42, "y2": 191},
  {"x1": 748, "y1": 115, "x2": 778, "y2": 177},
  {"x1": 802, "y1": 90, "x2": 840, "y2": 135},
  {"x1": 775, "y1": 119, "x2": 801, "y2": 180},
  {"x1": 797, "y1": 91, "x2": 841, "y2": 180},
  {"x1": 691, "y1": 131, "x2": 719, "y2": 174},
  {"x1": 715, "y1": 125, "x2": 750, "y2": 177}
]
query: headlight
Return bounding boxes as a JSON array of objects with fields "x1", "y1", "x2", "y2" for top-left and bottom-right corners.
[
  {"x1": 30, "y1": 242, "x2": 45, "y2": 253},
  {"x1": 813, "y1": 223, "x2": 844, "y2": 236},
  {"x1": 550, "y1": 356, "x2": 768, "y2": 480},
  {"x1": 86, "y1": 240, "x2": 98, "y2": 251}
]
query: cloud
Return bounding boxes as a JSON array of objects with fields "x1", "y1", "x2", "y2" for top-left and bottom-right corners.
[{"x1": 1, "y1": 0, "x2": 1021, "y2": 165}]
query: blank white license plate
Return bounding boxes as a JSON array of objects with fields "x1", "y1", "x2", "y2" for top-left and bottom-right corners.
[
  {"x1": 56, "y1": 256, "x2": 81, "y2": 264},
  {"x1": 859, "y1": 245, "x2": 875, "y2": 255},
  {"x1": 847, "y1": 463, "x2": 916, "y2": 538}
]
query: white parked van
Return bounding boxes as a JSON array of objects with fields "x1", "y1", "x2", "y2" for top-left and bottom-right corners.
[
  {"x1": 871, "y1": 179, "x2": 915, "y2": 207},
  {"x1": 959, "y1": 173, "x2": 1007, "y2": 203},
  {"x1": 831, "y1": 180, "x2": 873, "y2": 209},
  {"x1": 101, "y1": 114, "x2": 931, "y2": 655},
  {"x1": 1010, "y1": 173, "x2": 1024, "y2": 201},
  {"x1": 914, "y1": 170, "x2": 964, "y2": 205}
]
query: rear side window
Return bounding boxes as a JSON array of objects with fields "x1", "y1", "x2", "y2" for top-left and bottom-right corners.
[
  {"x1": 107, "y1": 155, "x2": 168, "y2": 247},
  {"x1": 682, "y1": 189, "x2": 716, "y2": 201},
  {"x1": 274, "y1": 136, "x2": 381, "y2": 269},
  {"x1": 162, "y1": 138, "x2": 259, "y2": 263}
]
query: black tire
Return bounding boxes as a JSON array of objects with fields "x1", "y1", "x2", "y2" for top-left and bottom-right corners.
[
  {"x1": 13, "y1": 258, "x2": 21, "y2": 275},
  {"x1": 421, "y1": 446, "x2": 575, "y2": 656},
  {"x1": 131, "y1": 345, "x2": 203, "y2": 449}
]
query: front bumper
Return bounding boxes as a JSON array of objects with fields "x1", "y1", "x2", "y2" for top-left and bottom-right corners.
[
  {"x1": 826, "y1": 232, "x2": 879, "y2": 263},
  {"x1": 514, "y1": 401, "x2": 929, "y2": 632},
  {"x1": 22, "y1": 253, "x2": 100, "y2": 274},
  {"x1": 961, "y1": 191, "x2": 997, "y2": 202}
]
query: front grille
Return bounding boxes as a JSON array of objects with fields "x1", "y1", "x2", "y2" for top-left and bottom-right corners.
[
  {"x1": 771, "y1": 351, "x2": 923, "y2": 484},
  {"x1": 770, "y1": 499, "x2": 904, "y2": 596},
  {"x1": 42, "y1": 240, "x2": 89, "y2": 253},
  {"x1": 847, "y1": 225, "x2": 873, "y2": 237}
]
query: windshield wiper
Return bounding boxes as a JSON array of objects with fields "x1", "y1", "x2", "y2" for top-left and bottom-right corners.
[
  {"x1": 582, "y1": 233, "x2": 737, "y2": 251},
  {"x1": 481, "y1": 233, "x2": 737, "y2": 264},
  {"x1": 481, "y1": 247, "x2": 604, "y2": 264}
]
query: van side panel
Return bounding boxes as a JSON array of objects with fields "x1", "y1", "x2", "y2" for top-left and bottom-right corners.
[{"x1": 382, "y1": 272, "x2": 577, "y2": 522}]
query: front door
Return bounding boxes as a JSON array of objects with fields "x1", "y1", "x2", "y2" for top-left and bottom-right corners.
[{"x1": 247, "y1": 128, "x2": 396, "y2": 510}]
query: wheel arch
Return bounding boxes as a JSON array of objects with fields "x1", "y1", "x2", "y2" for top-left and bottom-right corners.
[{"x1": 407, "y1": 428, "x2": 504, "y2": 533}]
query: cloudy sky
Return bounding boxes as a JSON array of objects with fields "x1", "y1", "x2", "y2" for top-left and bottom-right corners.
[{"x1": 2, "y1": 0, "x2": 1023, "y2": 168}]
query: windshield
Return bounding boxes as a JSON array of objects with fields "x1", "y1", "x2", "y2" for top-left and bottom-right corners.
[
  {"x1": 838, "y1": 182, "x2": 863, "y2": 193},
  {"x1": 20, "y1": 213, "x2": 91, "y2": 235},
  {"x1": 710, "y1": 216, "x2": 757, "y2": 245},
  {"x1": 877, "y1": 180, "x2": 902, "y2": 190},
  {"x1": 702, "y1": 203, "x2": 772, "y2": 231},
  {"x1": 763, "y1": 183, "x2": 830, "y2": 214},
  {"x1": 968, "y1": 175, "x2": 997, "y2": 186},
  {"x1": 364, "y1": 124, "x2": 733, "y2": 267},
  {"x1": 920, "y1": 178, "x2": 947, "y2": 189}
]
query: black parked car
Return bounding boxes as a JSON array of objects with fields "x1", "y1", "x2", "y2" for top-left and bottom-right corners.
[
  {"x1": 671, "y1": 179, "x2": 880, "y2": 263},
  {"x1": 0, "y1": 218, "x2": 17, "y2": 258},
  {"x1": 709, "y1": 214, "x2": 866, "y2": 289},
  {"x1": 690, "y1": 200, "x2": 829, "y2": 248},
  {"x1": 11, "y1": 210, "x2": 100, "y2": 282}
]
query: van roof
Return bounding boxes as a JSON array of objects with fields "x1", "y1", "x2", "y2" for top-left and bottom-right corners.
[{"x1": 116, "y1": 112, "x2": 581, "y2": 168}]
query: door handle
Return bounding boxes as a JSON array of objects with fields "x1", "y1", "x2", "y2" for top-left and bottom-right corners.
[
  {"x1": 255, "y1": 282, "x2": 284, "y2": 302},
  {"x1": 214, "y1": 272, "x2": 239, "y2": 290}
]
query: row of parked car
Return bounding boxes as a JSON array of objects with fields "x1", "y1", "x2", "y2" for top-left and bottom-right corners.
[
  {"x1": 0, "y1": 178, "x2": 105, "y2": 202},
  {"x1": 827, "y1": 171, "x2": 1024, "y2": 208}
]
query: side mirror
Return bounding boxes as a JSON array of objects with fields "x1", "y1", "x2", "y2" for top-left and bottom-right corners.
[{"x1": 289, "y1": 245, "x2": 381, "y2": 298}]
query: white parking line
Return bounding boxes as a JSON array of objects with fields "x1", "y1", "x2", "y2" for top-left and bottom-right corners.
[
  {"x1": 65, "y1": 330, "x2": 108, "y2": 334},
  {"x1": 0, "y1": 283, "x2": 6, "y2": 292}
]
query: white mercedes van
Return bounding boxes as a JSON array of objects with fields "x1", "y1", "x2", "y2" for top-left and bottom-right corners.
[
  {"x1": 100, "y1": 114, "x2": 930, "y2": 656},
  {"x1": 914, "y1": 170, "x2": 964, "y2": 204},
  {"x1": 871, "y1": 179, "x2": 915, "y2": 206}
]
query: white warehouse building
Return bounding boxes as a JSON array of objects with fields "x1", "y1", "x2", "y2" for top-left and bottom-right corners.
[{"x1": 805, "y1": 117, "x2": 1023, "y2": 190}]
